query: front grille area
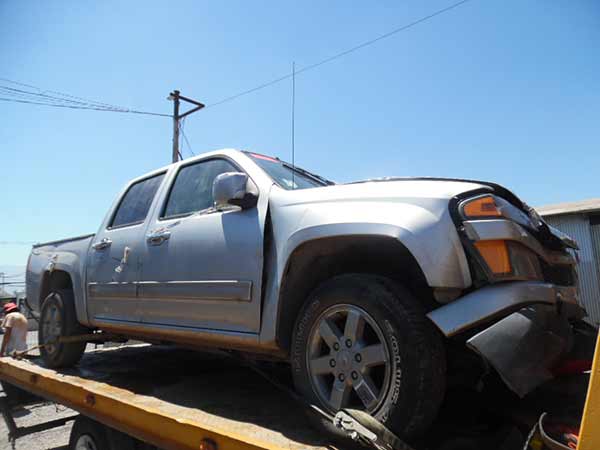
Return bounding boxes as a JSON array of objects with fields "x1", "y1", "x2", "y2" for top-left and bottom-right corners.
[{"x1": 541, "y1": 260, "x2": 576, "y2": 286}]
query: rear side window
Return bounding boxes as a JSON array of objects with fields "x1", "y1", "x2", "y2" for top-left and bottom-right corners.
[
  {"x1": 163, "y1": 159, "x2": 237, "y2": 218},
  {"x1": 110, "y1": 173, "x2": 165, "y2": 228}
]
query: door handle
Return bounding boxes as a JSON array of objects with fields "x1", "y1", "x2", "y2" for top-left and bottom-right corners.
[
  {"x1": 146, "y1": 229, "x2": 171, "y2": 246},
  {"x1": 92, "y1": 238, "x2": 112, "y2": 250}
]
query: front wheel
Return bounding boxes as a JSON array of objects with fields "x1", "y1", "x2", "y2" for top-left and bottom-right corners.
[
  {"x1": 291, "y1": 274, "x2": 446, "y2": 439},
  {"x1": 39, "y1": 289, "x2": 87, "y2": 368}
]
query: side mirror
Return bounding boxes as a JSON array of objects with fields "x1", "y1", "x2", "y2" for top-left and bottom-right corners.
[{"x1": 213, "y1": 172, "x2": 258, "y2": 210}]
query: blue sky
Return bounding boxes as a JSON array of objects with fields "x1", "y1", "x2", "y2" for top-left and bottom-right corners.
[{"x1": 1, "y1": 0, "x2": 599, "y2": 268}]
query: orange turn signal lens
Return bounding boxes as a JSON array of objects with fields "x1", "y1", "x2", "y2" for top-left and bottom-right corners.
[
  {"x1": 474, "y1": 240, "x2": 512, "y2": 274},
  {"x1": 462, "y1": 195, "x2": 502, "y2": 218}
]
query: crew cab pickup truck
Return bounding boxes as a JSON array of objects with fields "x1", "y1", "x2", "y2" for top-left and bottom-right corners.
[{"x1": 26, "y1": 149, "x2": 585, "y2": 439}]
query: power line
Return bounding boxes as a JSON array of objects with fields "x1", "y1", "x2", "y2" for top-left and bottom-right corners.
[
  {"x1": 0, "y1": 86, "x2": 127, "y2": 111},
  {"x1": 0, "y1": 77, "x2": 130, "y2": 111},
  {"x1": 205, "y1": 0, "x2": 470, "y2": 109},
  {"x1": 0, "y1": 97, "x2": 171, "y2": 117},
  {"x1": 0, "y1": 77, "x2": 171, "y2": 117},
  {"x1": 180, "y1": 118, "x2": 195, "y2": 157}
]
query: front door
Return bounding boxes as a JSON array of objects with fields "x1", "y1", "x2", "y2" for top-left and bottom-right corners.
[
  {"x1": 137, "y1": 157, "x2": 264, "y2": 333},
  {"x1": 86, "y1": 172, "x2": 165, "y2": 324}
]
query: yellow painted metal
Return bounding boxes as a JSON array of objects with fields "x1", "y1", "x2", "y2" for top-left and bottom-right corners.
[
  {"x1": 0, "y1": 357, "x2": 293, "y2": 450},
  {"x1": 577, "y1": 331, "x2": 600, "y2": 450}
]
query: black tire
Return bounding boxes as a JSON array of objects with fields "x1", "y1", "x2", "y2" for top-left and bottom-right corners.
[
  {"x1": 69, "y1": 417, "x2": 110, "y2": 450},
  {"x1": 39, "y1": 289, "x2": 87, "y2": 368},
  {"x1": 291, "y1": 274, "x2": 446, "y2": 439}
]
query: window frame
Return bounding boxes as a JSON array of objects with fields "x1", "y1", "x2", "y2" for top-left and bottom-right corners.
[
  {"x1": 107, "y1": 172, "x2": 167, "y2": 230},
  {"x1": 159, "y1": 156, "x2": 253, "y2": 221}
]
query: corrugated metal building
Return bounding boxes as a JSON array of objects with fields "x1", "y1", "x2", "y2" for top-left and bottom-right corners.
[{"x1": 537, "y1": 198, "x2": 600, "y2": 325}]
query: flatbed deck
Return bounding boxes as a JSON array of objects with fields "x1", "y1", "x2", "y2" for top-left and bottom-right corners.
[{"x1": 0, "y1": 345, "x2": 338, "y2": 450}]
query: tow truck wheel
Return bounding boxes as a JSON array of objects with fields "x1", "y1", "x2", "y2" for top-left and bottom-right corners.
[
  {"x1": 291, "y1": 274, "x2": 446, "y2": 439},
  {"x1": 69, "y1": 417, "x2": 110, "y2": 450},
  {"x1": 39, "y1": 289, "x2": 87, "y2": 368},
  {"x1": 69, "y1": 417, "x2": 139, "y2": 450}
]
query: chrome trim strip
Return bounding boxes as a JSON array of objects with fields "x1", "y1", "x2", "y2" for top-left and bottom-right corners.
[
  {"x1": 463, "y1": 219, "x2": 575, "y2": 265},
  {"x1": 427, "y1": 281, "x2": 579, "y2": 337},
  {"x1": 137, "y1": 280, "x2": 252, "y2": 302},
  {"x1": 88, "y1": 282, "x2": 137, "y2": 299},
  {"x1": 87, "y1": 280, "x2": 252, "y2": 302}
]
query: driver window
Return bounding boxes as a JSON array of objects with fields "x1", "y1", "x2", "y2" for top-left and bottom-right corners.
[{"x1": 162, "y1": 159, "x2": 237, "y2": 219}]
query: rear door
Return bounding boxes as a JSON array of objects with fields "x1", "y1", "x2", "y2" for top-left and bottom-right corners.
[
  {"x1": 86, "y1": 172, "x2": 165, "y2": 324},
  {"x1": 137, "y1": 157, "x2": 264, "y2": 333}
]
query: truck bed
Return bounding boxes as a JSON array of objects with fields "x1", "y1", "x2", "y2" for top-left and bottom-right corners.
[{"x1": 0, "y1": 345, "x2": 337, "y2": 450}]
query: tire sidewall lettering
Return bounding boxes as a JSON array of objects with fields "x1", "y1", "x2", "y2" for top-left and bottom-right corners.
[
  {"x1": 292, "y1": 299, "x2": 320, "y2": 373},
  {"x1": 385, "y1": 320, "x2": 402, "y2": 408}
]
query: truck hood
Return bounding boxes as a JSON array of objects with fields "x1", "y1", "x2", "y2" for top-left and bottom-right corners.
[
  {"x1": 347, "y1": 176, "x2": 523, "y2": 207},
  {"x1": 271, "y1": 176, "x2": 574, "y2": 251},
  {"x1": 273, "y1": 177, "x2": 491, "y2": 207}
]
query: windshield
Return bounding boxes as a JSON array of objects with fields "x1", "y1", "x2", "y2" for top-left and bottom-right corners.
[{"x1": 246, "y1": 152, "x2": 333, "y2": 190}]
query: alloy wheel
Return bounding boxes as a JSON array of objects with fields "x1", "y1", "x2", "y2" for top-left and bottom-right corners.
[{"x1": 306, "y1": 304, "x2": 392, "y2": 413}]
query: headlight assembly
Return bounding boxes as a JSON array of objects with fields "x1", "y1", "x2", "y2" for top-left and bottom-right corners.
[
  {"x1": 460, "y1": 195, "x2": 536, "y2": 230},
  {"x1": 473, "y1": 239, "x2": 543, "y2": 280}
]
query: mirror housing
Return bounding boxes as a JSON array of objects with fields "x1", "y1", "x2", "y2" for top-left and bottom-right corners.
[{"x1": 213, "y1": 172, "x2": 258, "y2": 210}]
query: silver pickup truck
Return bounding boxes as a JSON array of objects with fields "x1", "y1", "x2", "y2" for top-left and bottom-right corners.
[{"x1": 26, "y1": 149, "x2": 584, "y2": 439}]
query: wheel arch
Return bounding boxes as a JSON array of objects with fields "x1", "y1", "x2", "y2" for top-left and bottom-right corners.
[
  {"x1": 38, "y1": 268, "x2": 88, "y2": 325},
  {"x1": 275, "y1": 234, "x2": 433, "y2": 352},
  {"x1": 39, "y1": 269, "x2": 73, "y2": 302}
]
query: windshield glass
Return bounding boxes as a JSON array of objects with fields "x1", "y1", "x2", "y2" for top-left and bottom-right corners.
[{"x1": 246, "y1": 152, "x2": 332, "y2": 190}]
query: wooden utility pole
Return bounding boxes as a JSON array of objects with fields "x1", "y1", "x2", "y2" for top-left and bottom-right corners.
[
  {"x1": 171, "y1": 90, "x2": 180, "y2": 164},
  {"x1": 168, "y1": 90, "x2": 205, "y2": 163}
]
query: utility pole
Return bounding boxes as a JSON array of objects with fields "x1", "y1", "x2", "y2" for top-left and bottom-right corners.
[
  {"x1": 168, "y1": 90, "x2": 206, "y2": 163},
  {"x1": 171, "y1": 90, "x2": 180, "y2": 164}
]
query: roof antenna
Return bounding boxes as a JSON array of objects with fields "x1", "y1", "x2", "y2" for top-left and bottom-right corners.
[{"x1": 291, "y1": 61, "x2": 296, "y2": 189}]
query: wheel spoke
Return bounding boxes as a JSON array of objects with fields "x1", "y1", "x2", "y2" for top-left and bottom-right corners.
[
  {"x1": 344, "y1": 309, "x2": 364, "y2": 343},
  {"x1": 319, "y1": 319, "x2": 342, "y2": 349},
  {"x1": 310, "y1": 355, "x2": 335, "y2": 375},
  {"x1": 359, "y1": 344, "x2": 387, "y2": 368},
  {"x1": 330, "y1": 379, "x2": 352, "y2": 410},
  {"x1": 353, "y1": 374, "x2": 380, "y2": 410}
]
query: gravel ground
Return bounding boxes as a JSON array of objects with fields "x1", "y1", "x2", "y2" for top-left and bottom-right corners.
[
  {"x1": 0, "y1": 401, "x2": 74, "y2": 450},
  {"x1": 0, "y1": 331, "x2": 133, "y2": 450}
]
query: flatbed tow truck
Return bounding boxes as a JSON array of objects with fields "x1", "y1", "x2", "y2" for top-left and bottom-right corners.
[{"x1": 1, "y1": 334, "x2": 600, "y2": 450}]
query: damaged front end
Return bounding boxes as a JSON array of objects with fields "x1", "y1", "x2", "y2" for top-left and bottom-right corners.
[
  {"x1": 428, "y1": 190, "x2": 587, "y2": 397},
  {"x1": 467, "y1": 304, "x2": 574, "y2": 398}
]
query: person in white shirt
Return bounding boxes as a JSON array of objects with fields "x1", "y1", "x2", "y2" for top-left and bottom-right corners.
[{"x1": 1, "y1": 302, "x2": 29, "y2": 357}]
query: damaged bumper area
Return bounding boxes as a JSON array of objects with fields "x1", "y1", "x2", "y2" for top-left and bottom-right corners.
[
  {"x1": 427, "y1": 281, "x2": 582, "y2": 337},
  {"x1": 467, "y1": 305, "x2": 573, "y2": 397},
  {"x1": 427, "y1": 281, "x2": 586, "y2": 397}
]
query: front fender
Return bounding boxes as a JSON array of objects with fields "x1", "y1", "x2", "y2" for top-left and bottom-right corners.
[
  {"x1": 258, "y1": 197, "x2": 473, "y2": 349},
  {"x1": 279, "y1": 201, "x2": 471, "y2": 290}
]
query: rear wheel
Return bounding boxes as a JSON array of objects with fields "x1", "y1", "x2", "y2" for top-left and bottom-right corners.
[
  {"x1": 69, "y1": 417, "x2": 110, "y2": 450},
  {"x1": 39, "y1": 289, "x2": 87, "y2": 368},
  {"x1": 69, "y1": 417, "x2": 139, "y2": 450},
  {"x1": 291, "y1": 274, "x2": 446, "y2": 439}
]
